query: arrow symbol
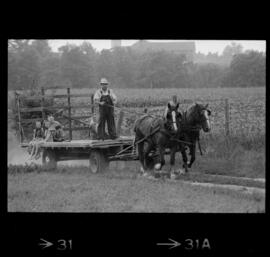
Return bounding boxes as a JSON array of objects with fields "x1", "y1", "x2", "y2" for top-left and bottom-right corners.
[
  {"x1": 157, "y1": 238, "x2": 181, "y2": 249},
  {"x1": 38, "y1": 238, "x2": 53, "y2": 249}
]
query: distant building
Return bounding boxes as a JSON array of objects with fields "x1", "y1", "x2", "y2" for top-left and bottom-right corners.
[
  {"x1": 111, "y1": 40, "x2": 122, "y2": 48},
  {"x1": 130, "y1": 40, "x2": 196, "y2": 62}
]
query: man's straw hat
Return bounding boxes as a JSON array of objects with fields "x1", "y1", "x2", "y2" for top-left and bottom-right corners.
[{"x1": 100, "y1": 78, "x2": 109, "y2": 84}]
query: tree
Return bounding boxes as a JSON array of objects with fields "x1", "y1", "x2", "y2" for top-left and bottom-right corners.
[
  {"x1": 222, "y1": 42, "x2": 243, "y2": 57},
  {"x1": 221, "y1": 51, "x2": 265, "y2": 87},
  {"x1": 96, "y1": 49, "x2": 116, "y2": 84},
  {"x1": 8, "y1": 39, "x2": 31, "y2": 53},
  {"x1": 59, "y1": 44, "x2": 97, "y2": 88},
  {"x1": 8, "y1": 40, "x2": 265, "y2": 91},
  {"x1": 8, "y1": 40, "x2": 41, "y2": 90},
  {"x1": 31, "y1": 40, "x2": 52, "y2": 58},
  {"x1": 111, "y1": 47, "x2": 137, "y2": 88},
  {"x1": 39, "y1": 53, "x2": 62, "y2": 88}
]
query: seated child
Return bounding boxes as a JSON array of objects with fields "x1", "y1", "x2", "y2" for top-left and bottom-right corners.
[
  {"x1": 43, "y1": 120, "x2": 51, "y2": 141},
  {"x1": 47, "y1": 114, "x2": 61, "y2": 128},
  {"x1": 28, "y1": 120, "x2": 45, "y2": 160},
  {"x1": 53, "y1": 125, "x2": 65, "y2": 142},
  {"x1": 45, "y1": 114, "x2": 63, "y2": 142}
]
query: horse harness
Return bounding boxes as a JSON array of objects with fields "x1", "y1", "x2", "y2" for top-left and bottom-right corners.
[
  {"x1": 163, "y1": 110, "x2": 203, "y2": 155},
  {"x1": 135, "y1": 111, "x2": 204, "y2": 155}
]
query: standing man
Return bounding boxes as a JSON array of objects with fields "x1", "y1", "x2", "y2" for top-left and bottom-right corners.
[{"x1": 94, "y1": 78, "x2": 117, "y2": 140}]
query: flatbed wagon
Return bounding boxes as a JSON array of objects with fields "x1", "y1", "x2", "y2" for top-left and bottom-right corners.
[
  {"x1": 14, "y1": 87, "x2": 142, "y2": 172},
  {"x1": 21, "y1": 136, "x2": 137, "y2": 172}
]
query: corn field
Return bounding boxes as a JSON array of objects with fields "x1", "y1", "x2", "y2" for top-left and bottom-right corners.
[
  {"x1": 50, "y1": 87, "x2": 265, "y2": 138},
  {"x1": 8, "y1": 87, "x2": 265, "y2": 140}
]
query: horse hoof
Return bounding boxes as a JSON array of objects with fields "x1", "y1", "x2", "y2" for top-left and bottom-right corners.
[
  {"x1": 178, "y1": 168, "x2": 186, "y2": 175},
  {"x1": 140, "y1": 167, "x2": 146, "y2": 173},
  {"x1": 142, "y1": 172, "x2": 149, "y2": 177},
  {"x1": 154, "y1": 163, "x2": 161, "y2": 170},
  {"x1": 170, "y1": 173, "x2": 177, "y2": 180},
  {"x1": 145, "y1": 173, "x2": 157, "y2": 180}
]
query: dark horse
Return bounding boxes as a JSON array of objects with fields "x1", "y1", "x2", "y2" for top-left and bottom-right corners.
[
  {"x1": 177, "y1": 103, "x2": 211, "y2": 172},
  {"x1": 134, "y1": 103, "x2": 186, "y2": 176}
]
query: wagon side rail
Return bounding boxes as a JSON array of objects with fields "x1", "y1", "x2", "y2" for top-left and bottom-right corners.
[{"x1": 16, "y1": 88, "x2": 98, "y2": 144}]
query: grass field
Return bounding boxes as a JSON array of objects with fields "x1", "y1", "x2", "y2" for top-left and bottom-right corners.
[{"x1": 8, "y1": 165, "x2": 265, "y2": 213}]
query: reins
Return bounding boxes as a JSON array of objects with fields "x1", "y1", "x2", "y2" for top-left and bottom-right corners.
[{"x1": 97, "y1": 101, "x2": 162, "y2": 118}]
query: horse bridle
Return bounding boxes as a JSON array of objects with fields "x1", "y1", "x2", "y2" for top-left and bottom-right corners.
[{"x1": 165, "y1": 111, "x2": 181, "y2": 132}]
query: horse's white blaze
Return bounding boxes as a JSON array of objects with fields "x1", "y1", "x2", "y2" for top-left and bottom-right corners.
[
  {"x1": 172, "y1": 111, "x2": 177, "y2": 131},
  {"x1": 203, "y1": 110, "x2": 211, "y2": 130}
]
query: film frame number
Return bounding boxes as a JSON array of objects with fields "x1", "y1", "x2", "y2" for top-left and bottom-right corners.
[
  {"x1": 57, "y1": 239, "x2": 72, "y2": 251},
  {"x1": 184, "y1": 238, "x2": 211, "y2": 250}
]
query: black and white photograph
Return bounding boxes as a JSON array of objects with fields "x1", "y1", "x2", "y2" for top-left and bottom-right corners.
[{"x1": 7, "y1": 39, "x2": 265, "y2": 213}]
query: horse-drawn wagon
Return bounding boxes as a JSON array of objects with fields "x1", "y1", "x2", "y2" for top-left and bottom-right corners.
[
  {"x1": 15, "y1": 87, "x2": 211, "y2": 175},
  {"x1": 16, "y1": 88, "x2": 138, "y2": 172}
]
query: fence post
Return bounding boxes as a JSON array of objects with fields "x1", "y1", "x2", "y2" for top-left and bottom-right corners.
[
  {"x1": 41, "y1": 87, "x2": 45, "y2": 121},
  {"x1": 67, "y1": 88, "x2": 72, "y2": 141},
  {"x1": 225, "y1": 98, "x2": 230, "y2": 136},
  {"x1": 14, "y1": 91, "x2": 23, "y2": 143}
]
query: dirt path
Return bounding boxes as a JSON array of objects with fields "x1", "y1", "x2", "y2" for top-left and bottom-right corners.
[{"x1": 8, "y1": 169, "x2": 265, "y2": 213}]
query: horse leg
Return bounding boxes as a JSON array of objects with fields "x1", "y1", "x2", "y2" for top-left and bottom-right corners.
[
  {"x1": 155, "y1": 146, "x2": 165, "y2": 171},
  {"x1": 169, "y1": 146, "x2": 177, "y2": 176},
  {"x1": 143, "y1": 141, "x2": 153, "y2": 172},
  {"x1": 137, "y1": 142, "x2": 146, "y2": 174},
  {"x1": 188, "y1": 142, "x2": 196, "y2": 168},
  {"x1": 180, "y1": 144, "x2": 188, "y2": 174}
]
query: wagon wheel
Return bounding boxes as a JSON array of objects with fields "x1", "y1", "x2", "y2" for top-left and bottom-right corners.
[
  {"x1": 89, "y1": 150, "x2": 109, "y2": 173},
  {"x1": 42, "y1": 149, "x2": 57, "y2": 169}
]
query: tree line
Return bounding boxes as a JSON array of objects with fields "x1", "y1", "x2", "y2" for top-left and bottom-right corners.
[{"x1": 8, "y1": 40, "x2": 265, "y2": 90}]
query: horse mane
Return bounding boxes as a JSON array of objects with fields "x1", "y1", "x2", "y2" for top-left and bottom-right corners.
[
  {"x1": 183, "y1": 103, "x2": 206, "y2": 126},
  {"x1": 184, "y1": 104, "x2": 196, "y2": 120}
]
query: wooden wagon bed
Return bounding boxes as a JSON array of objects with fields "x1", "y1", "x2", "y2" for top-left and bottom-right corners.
[{"x1": 20, "y1": 136, "x2": 134, "y2": 149}]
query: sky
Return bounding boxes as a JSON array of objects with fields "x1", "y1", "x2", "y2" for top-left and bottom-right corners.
[{"x1": 48, "y1": 40, "x2": 266, "y2": 55}]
